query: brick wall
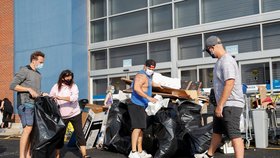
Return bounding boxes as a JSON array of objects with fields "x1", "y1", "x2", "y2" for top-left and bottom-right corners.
[{"x1": 0, "y1": 0, "x2": 18, "y2": 122}]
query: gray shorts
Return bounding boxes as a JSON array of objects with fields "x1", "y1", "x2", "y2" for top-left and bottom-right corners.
[
  {"x1": 18, "y1": 103, "x2": 35, "y2": 128},
  {"x1": 213, "y1": 106, "x2": 243, "y2": 139}
]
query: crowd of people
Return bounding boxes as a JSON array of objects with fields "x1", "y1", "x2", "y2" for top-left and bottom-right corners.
[{"x1": 6, "y1": 35, "x2": 245, "y2": 158}]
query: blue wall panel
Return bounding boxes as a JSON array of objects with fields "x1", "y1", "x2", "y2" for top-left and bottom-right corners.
[{"x1": 14, "y1": 0, "x2": 88, "y2": 104}]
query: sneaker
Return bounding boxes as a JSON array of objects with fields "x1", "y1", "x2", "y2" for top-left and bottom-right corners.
[
  {"x1": 138, "y1": 150, "x2": 152, "y2": 158},
  {"x1": 194, "y1": 150, "x2": 213, "y2": 158},
  {"x1": 128, "y1": 151, "x2": 141, "y2": 158}
]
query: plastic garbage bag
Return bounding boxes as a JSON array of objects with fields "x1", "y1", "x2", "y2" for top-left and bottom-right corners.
[
  {"x1": 31, "y1": 96, "x2": 66, "y2": 158},
  {"x1": 178, "y1": 100, "x2": 201, "y2": 130},
  {"x1": 183, "y1": 123, "x2": 213, "y2": 156},
  {"x1": 103, "y1": 101, "x2": 131, "y2": 155},
  {"x1": 146, "y1": 95, "x2": 170, "y2": 116},
  {"x1": 153, "y1": 107, "x2": 178, "y2": 158}
]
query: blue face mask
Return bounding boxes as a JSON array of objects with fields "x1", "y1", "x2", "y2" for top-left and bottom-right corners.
[{"x1": 36, "y1": 63, "x2": 44, "y2": 70}]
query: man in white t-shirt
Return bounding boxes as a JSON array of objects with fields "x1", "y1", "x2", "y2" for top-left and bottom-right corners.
[{"x1": 195, "y1": 36, "x2": 244, "y2": 158}]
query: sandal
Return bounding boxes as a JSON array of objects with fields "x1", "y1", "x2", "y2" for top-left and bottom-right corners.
[{"x1": 83, "y1": 155, "x2": 91, "y2": 158}]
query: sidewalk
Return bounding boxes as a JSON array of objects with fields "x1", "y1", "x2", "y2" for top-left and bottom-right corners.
[{"x1": 0, "y1": 123, "x2": 22, "y2": 137}]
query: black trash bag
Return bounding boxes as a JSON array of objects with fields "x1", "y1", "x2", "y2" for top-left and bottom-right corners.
[
  {"x1": 31, "y1": 96, "x2": 66, "y2": 158},
  {"x1": 153, "y1": 108, "x2": 178, "y2": 158},
  {"x1": 178, "y1": 100, "x2": 202, "y2": 130},
  {"x1": 184, "y1": 123, "x2": 213, "y2": 156},
  {"x1": 142, "y1": 116, "x2": 158, "y2": 155},
  {"x1": 103, "y1": 101, "x2": 131, "y2": 155}
]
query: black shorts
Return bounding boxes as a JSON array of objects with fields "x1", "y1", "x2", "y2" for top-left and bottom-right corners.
[
  {"x1": 213, "y1": 106, "x2": 243, "y2": 139},
  {"x1": 127, "y1": 103, "x2": 147, "y2": 129}
]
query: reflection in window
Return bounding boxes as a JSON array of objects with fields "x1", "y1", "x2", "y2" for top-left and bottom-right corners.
[
  {"x1": 150, "y1": 5, "x2": 172, "y2": 32},
  {"x1": 161, "y1": 72, "x2": 171, "y2": 77},
  {"x1": 199, "y1": 68, "x2": 213, "y2": 88},
  {"x1": 181, "y1": 70, "x2": 197, "y2": 89},
  {"x1": 262, "y1": 0, "x2": 280, "y2": 13},
  {"x1": 93, "y1": 78, "x2": 107, "y2": 96},
  {"x1": 150, "y1": 0, "x2": 171, "y2": 6},
  {"x1": 272, "y1": 61, "x2": 280, "y2": 90},
  {"x1": 90, "y1": 0, "x2": 106, "y2": 19},
  {"x1": 178, "y1": 35, "x2": 202, "y2": 60},
  {"x1": 91, "y1": 20, "x2": 107, "y2": 43},
  {"x1": 202, "y1": 0, "x2": 259, "y2": 23},
  {"x1": 110, "y1": 11, "x2": 148, "y2": 39},
  {"x1": 110, "y1": 44, "x2": 147, "y2": 68},
  {"x1": 263, "y1": 22, "x2": 280, "y2": 50},
  {"x1": 205, "y1": 25, "x2": 260, "y2": 54},
  {"x1": 90, "y1": 50, "x2": 107, "y2": 70},
  {"x1": 241, "y1": 63, "x2": 270, "y2": 85},
  {"x1": 175, "y1": 0, "x2": 199, "y2": 28},
  {"x1": 149, "y1": 40, "x2": 170, "y2": 62},
  {"x1": 109, "y1": 0, "x2": 147, "y2": 15},
  {"x1": 110, "y1": 76, "x2": 126, "y2": 93}
]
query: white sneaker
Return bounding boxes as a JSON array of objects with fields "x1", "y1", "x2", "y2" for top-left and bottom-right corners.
[
  {"x1": 194, "y1": 150, "x2": 213, "y2": 158},
  {"x1": 138, "y1": 150, "x2": 152, "y2": 158},
  {"x1": 128, "y1": 151, "x2": 141, "y2": 158}
]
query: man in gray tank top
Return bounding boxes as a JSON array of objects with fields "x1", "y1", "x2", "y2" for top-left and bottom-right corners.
[{"x1": 195, "y1": 36, "x2": 244, "y2": 158}]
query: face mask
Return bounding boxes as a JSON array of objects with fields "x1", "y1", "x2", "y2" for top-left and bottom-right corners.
[
  {"x1": 36, "y1": 63, "x2": 44, "y2": 70},
  {"x1": 110, "y1": 89, "x2": 115, "y2": 93},
  {"x1": 63, "y1": 79, "x2": 72, "y2": 85},
  {"x1": 146, "y1": 69, "x2": 154, "y2": 76},
  {"x1": 206, "y1": 49, "x2": 217, "y2": 58}
]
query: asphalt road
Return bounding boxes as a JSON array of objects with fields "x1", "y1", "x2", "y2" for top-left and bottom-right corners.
[{"x1": 1, "y1": 137, "x2": 280, "y2": 158}]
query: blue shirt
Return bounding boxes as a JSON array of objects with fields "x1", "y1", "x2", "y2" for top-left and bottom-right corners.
[{"x1": 131, "y1": 70, "x2": 152, "y2": 107}]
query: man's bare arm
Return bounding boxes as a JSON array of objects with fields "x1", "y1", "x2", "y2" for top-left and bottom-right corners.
[{"x1": 134, "y1": 74, "x2": 157, "y2": 103}]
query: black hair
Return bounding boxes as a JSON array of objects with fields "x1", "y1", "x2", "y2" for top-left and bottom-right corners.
[
  {"x1": 145, "y1": 59, "x2": 156, "y2": 67},
  {"x1": 57, "y1": 69, "x2": 74, "y2": 91}
]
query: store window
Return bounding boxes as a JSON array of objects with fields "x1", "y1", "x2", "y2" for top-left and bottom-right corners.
[
  {"x1": 272, "y1": 61, "x2": 280, "y2": 90},
  {"x1": 262, "y1": 0, "x2": 280, "y2": 13},
  {"x1": 178, "y1": 35, "x2": 202, "y2": 60},
  {"x1": 263, "y1": 22, "x2": 280, "y2": 50},
  {"x1": 149, "y1": 40, "x2": 171, "y2": 62},
  {"x1": 181, "y1": 69, "x2": 197, "y2": 89},
  {"x1": 150, "y1": 5, "x2": 172, "y2": 32},
  {"x1": 90, "y1": 0, "x2": 106, "y2": 19},
  {"x1": 109, "y1": 76, "x2": 126, "y2": 93},
  {"x1": 110, "y1": 11, "x2": 148, "y2": 39},
  {"x1": 90, "y1": 50, "x2": 107, "y2": 70},
  {"x1": 109, "y1": 0, "x2": 147, "y2": 15},
  {"x1": 109, "y1": 43, "x2": 147, "y2": 68},
  {"x1": 241, "y1": 63, "x2": 270, "y2": 85},
  {"x1": 202, "y1": 0, "x2": 259, "y2": 23},
  {"x1": 92, "y1": 78, "x2": 108, "y2": 96},
  {"x1": 91, "y1": 20, "x2": 107, "y2": 43},
  {"x1": 175, "y1": 0, "x2": 199, "y2": 28},
  {"x1": 199, "y1": 68, "x2": 214, "y2": 88},
  {"x1": 205, "y1": 25, "x2": 260, "y2": 55},
  {"x1": 150, "y1": 0, "x2": 171, "y2": 6}
]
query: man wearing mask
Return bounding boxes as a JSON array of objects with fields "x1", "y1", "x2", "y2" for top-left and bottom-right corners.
[
  {"x1": 10, "y1": 51, "x2": 46, "y2": 158},
  {"x1": 195, "y1": 36, "x2": 244, "y2": 158},
  {"x1": 128, "y1": 59, "x2": 158, "y2": 158}
]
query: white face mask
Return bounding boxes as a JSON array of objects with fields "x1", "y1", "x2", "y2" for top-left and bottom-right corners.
[
  {"x1": 36, "y1": 63, "x2": 44, "y2": 70},
  {"x1": 145, "y1": 69, "x2": 154, "y2": 76}
]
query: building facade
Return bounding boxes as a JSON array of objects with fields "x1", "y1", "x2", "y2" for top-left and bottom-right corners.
[
  {"x1": 1, "y1": 0, "x2": 280, "y2": 106},
  {"x1": 89, "y1": 0, "x2": 280, "y2": 100}
]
